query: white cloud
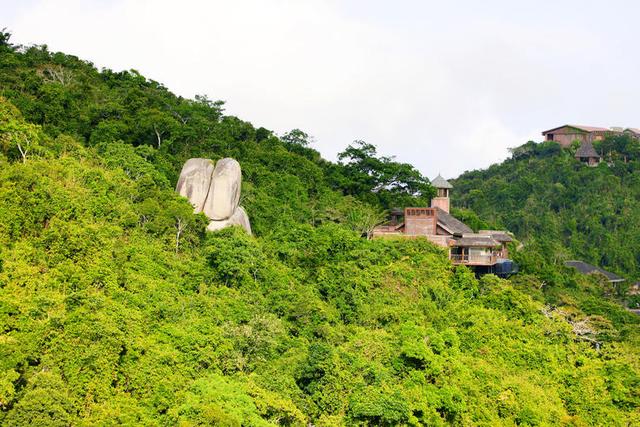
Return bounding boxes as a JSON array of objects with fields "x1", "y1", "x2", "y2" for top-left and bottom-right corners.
[{"x1": 5, "y1": 0, "x2": 640, "y2": 178}]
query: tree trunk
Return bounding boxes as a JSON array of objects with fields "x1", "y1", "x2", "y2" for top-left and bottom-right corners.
[
  {"x1": 154, "y1": 125, "x2": 163, "y2": 149},
  {"x1": 17, "y1": 142, "x2": 28, "y2": 163},
  {"x1": 175, "y1": 217, "x2": 186, "y2": 254}
]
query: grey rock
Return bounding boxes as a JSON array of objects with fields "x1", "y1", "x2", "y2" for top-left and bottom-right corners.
[
  {"x1": 203, "y1": 158, "x2": 242, "y2": 220},
  {"x1": 176, "y1": 157, "x2": 251, "y2": 234},
  {"x1": 175, "y1": 158, "x2": 215, "y2": 213},
  {"x1": 206, "y1": 206, "x2": 252, "y2": 235}
]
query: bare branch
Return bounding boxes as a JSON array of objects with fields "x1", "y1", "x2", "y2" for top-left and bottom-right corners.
[
  {"x1": 17, "y1": 140, "x2": 28, "y2": 163},
  {"x1": 153, "y1": 124, "x2": 163, "y2": 148},
  {"x1": 175, "y1": 216, "x2": 188, "y2": 254}
]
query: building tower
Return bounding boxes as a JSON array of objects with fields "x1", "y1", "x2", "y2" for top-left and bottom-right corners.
[{"x1": 430, "y1": 174, "x2": 453, "y2": 213}]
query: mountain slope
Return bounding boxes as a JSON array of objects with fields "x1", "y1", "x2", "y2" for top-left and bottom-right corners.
[
  {"x1": 453, "y1": 139, "x2": 640, "y2": 283},
  {"x1": 0, "y1": 36, "x2": 639, "y2": 425}
]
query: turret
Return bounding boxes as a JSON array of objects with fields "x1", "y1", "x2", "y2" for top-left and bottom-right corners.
[{"x1": 430, "y1": 174, "x2": 452, "y2": 213}]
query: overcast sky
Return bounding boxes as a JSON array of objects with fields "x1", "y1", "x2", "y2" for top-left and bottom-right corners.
[{"x1": 3, "y1": 0, "x2": 640, "y2": 178}]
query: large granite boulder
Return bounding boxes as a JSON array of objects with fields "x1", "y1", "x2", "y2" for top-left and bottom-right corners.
[
  {"x1": 206, "y1": 206, "x2": 252, "y2": 234},
  {"x1": 175, "y1": 158, "x2": 215, "y2": 213},
  {"x1": 176, "y1": 157, "x2": 251, "y2": 235},
  {"x1": 203, "y1": 158, "x2": 241, "y2": 220}
]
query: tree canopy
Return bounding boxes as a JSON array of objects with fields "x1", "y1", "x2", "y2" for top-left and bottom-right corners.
[
  {"x1": 330, "y1": 140, "x2": 434, "y2": 209},
  {"x1": 454, "y1": 137, "x2": 640, "y2": 285}
]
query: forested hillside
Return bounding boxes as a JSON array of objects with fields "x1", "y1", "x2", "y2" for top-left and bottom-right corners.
[
  {"x1": 453, "y1": 138, "x2": 640, "y2": 285},
  {"x1": 1, "y1": 33, "x2": 639, "y2": 425}
]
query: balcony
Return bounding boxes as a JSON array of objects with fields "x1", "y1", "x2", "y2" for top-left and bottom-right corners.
[{"x1": 450, "y1": 253, "x2": 497, "y2": 266}]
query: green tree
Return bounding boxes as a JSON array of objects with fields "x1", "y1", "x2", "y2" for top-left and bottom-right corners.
[
  {"x1": 281, "y1": 128, "x2": 312, "y2": 147},
  {"x1": 331, "y1": 140, "x2": 434, "y2": 209},
  {"x1": 0, "y1": 97, "x2": 44, "y2": 162}
]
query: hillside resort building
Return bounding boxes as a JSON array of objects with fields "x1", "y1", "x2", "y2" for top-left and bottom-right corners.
[
  {"x1": 373, "y1": 175, "x2": 516, "y2": 276},
  {"x1": 542, "y1": 124, "x2": 640, "y2": 167}
]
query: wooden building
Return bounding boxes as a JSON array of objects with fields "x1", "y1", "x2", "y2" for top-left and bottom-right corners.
[
  {"x1": 625, "y1": 128, "x2": 640, "y2": 138},
  {"x1": 542, "y1": 125, "x2": 611, "y2": 148},
  {"x1": 574, "y1": 141, "x2": 601, "y2": 166},
  {"x1": 373, "y1": 175, "x2": 515, "y2": 273},
  {"x1": 478, "y1": 230, "x2": 512, "y2": 258},
  {"x1": 542, "y1": 124, "x2": 640, "y2": 148}
]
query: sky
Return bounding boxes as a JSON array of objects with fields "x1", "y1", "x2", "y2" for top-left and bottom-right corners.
[{"x1": 3, "y1": 0, "x2": 640, "y2": 178}]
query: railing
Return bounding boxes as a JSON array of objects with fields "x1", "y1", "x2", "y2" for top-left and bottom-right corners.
[{"x1": 450, "y1": 253, "x2": 497, "y2": 265}]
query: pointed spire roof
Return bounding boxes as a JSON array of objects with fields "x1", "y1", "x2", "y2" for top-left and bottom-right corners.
[
  {"x1": 431, "y1": 174, "x2": 453, "y2": 189},
  {"x1": 575, "y1": 141, "x2": 600, "y2": 159}
]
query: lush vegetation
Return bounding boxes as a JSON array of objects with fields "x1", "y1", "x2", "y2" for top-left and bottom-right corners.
[
  {"x1": 453, "y1": 138, "x2": 640, "y2": 287},
  {"x1": 1, "y1": 33, "x2": 639, "y2": 425}
]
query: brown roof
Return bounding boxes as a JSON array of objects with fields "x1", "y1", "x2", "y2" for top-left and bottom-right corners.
[
  {"x1": 625, "y1": 128, "x2": 640, "y2": 135},
  {"x1": 479, "y1": 230, "x2": 513, "y2": 242},
  {"x1": 575, "y1": 141, "x2": 600, "y2": 159},
  {"x1": 434, "y1": 207, "x2": 473, "y2": 235},
  {"x1": 431, "y1": 174, "x2": 453, "y2": 189},
  {"x1": 565, "y1": 260, "x2": 625, "y2": 283},
  {"x1": 542, "y1": 124, "x2": 609, "y2": 135},
  {"x1": 451, "y1": 234, "x2": 500, "y2": 247}
]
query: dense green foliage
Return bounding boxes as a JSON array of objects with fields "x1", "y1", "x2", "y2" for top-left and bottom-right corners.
[
  {"x1": 329, "y1": 140, "x2": 434, "y2": 210},
  {"x1": 454, "y1": 138, "x2": 640, "y2": 286},
  {"x1": 1, "y1": 33, "x2": 639, "y2": 425}
]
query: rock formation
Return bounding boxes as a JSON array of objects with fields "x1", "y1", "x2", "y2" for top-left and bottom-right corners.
[
  {"x1": 176, "y1": 158, "x2": 251, "y2": 234},
  {"x1": 203, "y1": 158, "x2": 241, "y2": 220},
  {"x1": 206, "y1": 206, "x2": 251, "y2": 234},
  {"x1": 176, "y1": 158, "x2": 215, "y2": 212}
]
